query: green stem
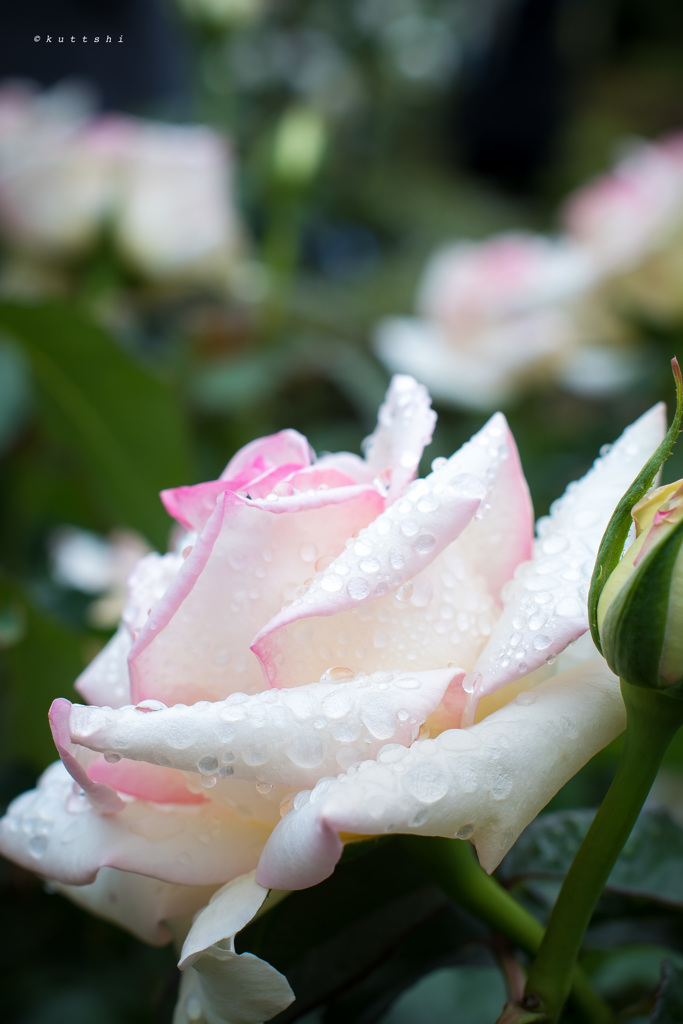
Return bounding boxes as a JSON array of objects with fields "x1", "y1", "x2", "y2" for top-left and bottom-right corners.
[
  {"x1": 523, "y1": 682, "x2": 683, "y2": 1021},
  {"x1": 402, "y1": 836, "x2": 610, "y2": 1023}
]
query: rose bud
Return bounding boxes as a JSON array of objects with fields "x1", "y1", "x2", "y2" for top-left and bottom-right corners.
[{"x1": 597, "y1": 479, "x2": 683, "y2": 695}]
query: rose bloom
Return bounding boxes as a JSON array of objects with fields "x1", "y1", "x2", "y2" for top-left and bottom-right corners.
[
  {"x1": 562, "y1": 133, "x2": 683, "y2": 321},
  {"x1": 373, "y1": 232, "x2": 634, "y2": 409},
  {"x1": 0, "y1": 376, "x2": 665, "y2": 1023},
  {"x1": 0, "y1": 82, "x2": 242, "y2": 289},
  {"x1": 0, "y1": 81, "x2": 118, "y2": 257}
]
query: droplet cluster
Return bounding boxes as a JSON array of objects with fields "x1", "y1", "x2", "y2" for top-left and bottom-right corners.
[
  {"x1": 70, "y1": 669, "x2": 450, "y2": 791},
  {"x1": 280, "y1": 414, "x2": 513, "y2": 626},
  {"x1": 0, "y1": 760, "x2": 274, "y2": 885},
  {"x1": 123, "y1": 551, "x2": 184, "y2": 638},
  {"x1": 473, "y1": 406, "x2": 665, "y2": 694},
  {"x1": 263, "y1": 419, "x2": 513, "y2": 688}
]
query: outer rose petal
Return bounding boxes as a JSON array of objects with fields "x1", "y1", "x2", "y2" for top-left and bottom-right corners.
[
  {"x1": 130, "y1": 484, "x2": 384, "y2": 705},
  {"x1": 49, "y1": 697, "x2": 124, "y2": 814},
  {"x1": 361, "y1": 374, "x2": 436, "y2": 500},
  {"x1": 67, "y1": 668, "x2": 455, "y2": 788},
  {"x1": 472, "y1": 403, "x2": 667, "y2": 699},
  {"x1": 162, "y1": 462, "x2": 317, "y2": 534},
  {"x1": 51, "y1": 696, "x2": 204, "y2": 806},
  {"x1": 256, "y1": 659, "x2": 625, "y2": 890},
  {"x1": 57, "y1": 867, "x2": 218, "y2": 944},
  {"x1": 175, "y1": 872, "x2": 294, "y2": 1024},
  {"x1": 0, "y1": 761, "x2": 270, "y2": 887}
]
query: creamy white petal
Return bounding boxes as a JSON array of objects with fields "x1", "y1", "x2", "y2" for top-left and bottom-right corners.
[
  {"x1": 68, "y1": 669, "x2": 455, "y2": 789},
  {"x1": 361, "y1": 374, "x2": 436, "y2": 501},
  {"x1": 57, "y1": 867, "x2": 218, "y2": 944},
  {"x1": 256, "y1": 659, "x2": 625, "y2": 889},
  {"x1": 175, "y1": 871, "x2": 294, "y2": 1024},
  {"x1": 472, "y1": 403, "x2": 667, "y2": 698},
  {"x1": 0, "y1": 761, "x2": 270, "y2": 887}
]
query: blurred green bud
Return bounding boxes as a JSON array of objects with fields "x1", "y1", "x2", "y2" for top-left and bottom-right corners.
[
  {"x1": 597, "y1": 479, "x2": 683, "y2": 695},
  {"x1": 272, "y1": 106, "x2": 327, "y2": 189}
]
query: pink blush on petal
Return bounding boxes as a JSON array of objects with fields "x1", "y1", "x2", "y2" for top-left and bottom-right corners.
[{"x1": 89, "y1": 759, "x2": 206, "y2": 805}]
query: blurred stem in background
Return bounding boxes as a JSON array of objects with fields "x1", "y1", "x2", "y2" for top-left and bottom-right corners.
[{"x1": 259, "y1": 105, "x2": 327, "y2": 342}]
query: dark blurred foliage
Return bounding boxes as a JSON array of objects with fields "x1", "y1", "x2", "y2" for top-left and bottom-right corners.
[{"x1": 0, "y1": 0, "x2": 193, "y2": 113}]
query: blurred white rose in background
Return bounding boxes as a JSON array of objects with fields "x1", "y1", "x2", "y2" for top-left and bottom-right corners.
[
  {"x1": 0, "y1": 82, "x2": 244, "y2": 292},
  {"x1": 374, "y1": 231, "x2": 637, "y2": 409}
]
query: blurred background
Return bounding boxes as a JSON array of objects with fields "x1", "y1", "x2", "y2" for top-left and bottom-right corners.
[{"x1": 3, "y1": 1, "x2": 683, "y2": 1021}]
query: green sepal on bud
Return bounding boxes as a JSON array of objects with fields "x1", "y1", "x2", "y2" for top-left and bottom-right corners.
[
  {"x1": 588, "y1": 358, "x2": 683, "y2": 692},
  {"x1": 598, "y1": 482, "x2": 683, "y2": 695}
]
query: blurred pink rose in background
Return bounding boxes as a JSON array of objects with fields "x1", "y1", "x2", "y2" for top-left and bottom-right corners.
[
  {"x1": 563, "y1": 133, "x2": 683, "y2": 321},
  {"x1": 374, "y1": 231, "x2": 637, "y2": 408}
]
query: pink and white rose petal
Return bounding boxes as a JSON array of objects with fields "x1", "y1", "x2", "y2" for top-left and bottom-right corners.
[{"x1": 0, "y1": 375, "x2": 666, "y2": 1024}]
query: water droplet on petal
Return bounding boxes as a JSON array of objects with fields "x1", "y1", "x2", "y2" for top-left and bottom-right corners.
[
  {"x1": 287, "y1": 735, "x2": 324, "y2": 768},
  {"x1": 187, "y1": 995, "x2": 203, "y2": 1021},
  {"x1": 462, "y1": 672, "x2": 481, "y2": 694},
  {"x1": 104, "y1": 752, "x2": 121, "y2": 764},
  {"x1": 321, "y1": 665, "x2": 355, "y2": 683},
  {"x1": 397, "y1": 675, "x2": 419, "y2": 689},
  {"x1": 347, "y1": 577, "x2": 371, "y2": 600},
  {"x1": 135, "y1": 699, "x2": 166, "y2": 713},
  {"x1": 400, "y1": 518, "x2": 419, "y2": 538},
  {"x1": 300, "y1": 542, "x2": 317, "y2": 563},
  {"x1": 198, "y1": 756, "x2": 219, "y2": 776},
  {"x1": 405, "y1": 764, "x2": 448, "y2": 804},
  {"x1": 516, "y1": 692, "x2": 537, "y2": 706},
  {"x1": 321, "y1": 573, "x2": 343, "y2": 593},
  {"x1": 28, "y1": 834, "x2": 48, "y2": 858},
  {"x1": 414, "y1": 533, "x2": 435, "y2": 554}
]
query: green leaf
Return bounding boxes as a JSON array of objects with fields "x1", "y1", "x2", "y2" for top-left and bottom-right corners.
[
  {"x1": 588, "y1": 359, "x2": 683, "y2": 654},
  {"x1": 0, "y1": 301, "x2": 192, "y2": 548},
  {"x1": 501, "y1": 808, "x2": 683, "y2": 911},
  {"x1": 0, "y1": 575, "x2": 88, "y2": 770},
  {"x1": 0, "y1": 339, "x2": 33, "y2": 456},
  {"x1": 651, "y1": 961, "x2": 683, "y2": 1024},
  {"x1": 378, "y1": 965, "x2": 506, "y2": 1024}
]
